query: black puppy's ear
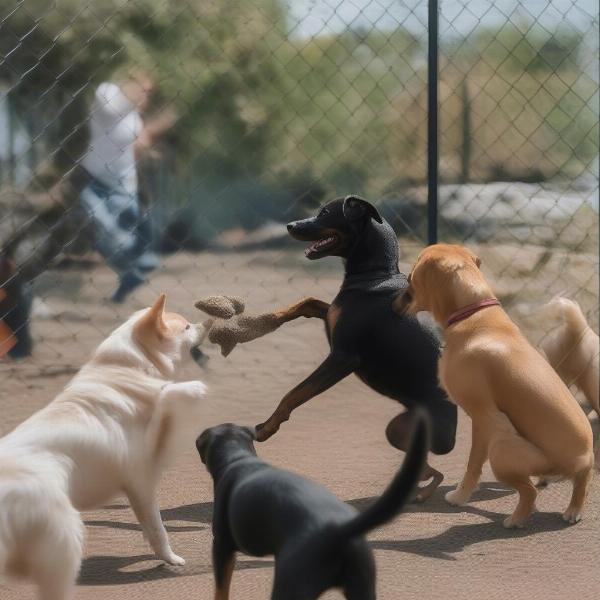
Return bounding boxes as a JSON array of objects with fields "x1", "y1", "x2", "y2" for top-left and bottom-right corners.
[
  {"x1": 244, "y1": 426, "x2": 258, "y2": 441},
  {"x1": 342, "y1": 195, "x2": 383, "y2": 224},
  {"x1": 195, "y1": 430, "x2": 212, "y2": 464}
]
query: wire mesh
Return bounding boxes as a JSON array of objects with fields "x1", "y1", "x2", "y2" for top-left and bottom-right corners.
[{"x1": 0, "y1": 0, "x2": 597, "y2": 365}]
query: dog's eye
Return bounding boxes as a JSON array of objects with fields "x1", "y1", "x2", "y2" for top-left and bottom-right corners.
[{"x1": 185, "y1": 324, "x2": 191, "y2": 330}]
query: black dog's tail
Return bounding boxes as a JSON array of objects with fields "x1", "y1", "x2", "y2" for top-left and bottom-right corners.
[{"x1": 337, "y1": 410, "x2": 430, "y2": 541}]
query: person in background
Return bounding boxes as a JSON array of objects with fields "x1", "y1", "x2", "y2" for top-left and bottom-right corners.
[
  {"x1": 81, "y1": 71, "x2": 177, "y2": 303},
  {"x1": 1, "y1": 71, "x2": 176, "y2": 358}
]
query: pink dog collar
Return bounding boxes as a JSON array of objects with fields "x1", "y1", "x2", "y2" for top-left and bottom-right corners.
[{"x1": 446, "y1": 298, "x2": 501, "y2": 328}]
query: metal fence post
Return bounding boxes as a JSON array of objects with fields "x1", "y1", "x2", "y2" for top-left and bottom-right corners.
[{"x1": 427, "y1": 0, "x2": 439, "y2": 245}]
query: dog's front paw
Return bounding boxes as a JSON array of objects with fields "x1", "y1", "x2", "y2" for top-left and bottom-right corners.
[
  {"x1": 255, "y1": 421, "x2": 279, "y2": 442},
  {"x1": 186, "y1": 381, "x2": 208, "y2": 398},
  {"x1": 502, "y1": 515, "x2": 528, "y2": 529},
  {"x1": 445, "y1": 488, "x2": 471, "y2": 506},
  {"x1": 161, "y1": 551, "x2": 186, "y2": 566},
  {"x1": 164, "y1": 381, "x2": 208, "y2": 400}
]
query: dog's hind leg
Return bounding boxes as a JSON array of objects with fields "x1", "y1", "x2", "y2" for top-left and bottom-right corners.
[
  {"x1": 271, "y1": 554, "x2": 324, "y2": 600},
  {"x1": 489, "y1": 434, "x2": 551, "y2": 528},
  {"x1": 386, "y1": 409, "x2": 446, "y2": 503},
  {"x1": 37, "y1": 564, "x2": 79, "y2": 600},
  {"x1": 213, "y1": 538, "x2": 236, "y2": 600},
  {"x1": 33, "y1": 508, "x2": 84, "y2": 600},
  {"x1": 125, "y1": 484, "x2": 184, "y2": 566},
  {"x1": 563, "y1": 465, "x2": 593, "y2": 524},
  {"x1": 342, "y1": 542, "x2": 376, "y2": 600}
]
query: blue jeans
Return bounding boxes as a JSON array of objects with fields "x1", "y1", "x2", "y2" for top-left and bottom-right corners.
[{"x1": 80, "y1": 178, "x2": 158, "y2": 284}]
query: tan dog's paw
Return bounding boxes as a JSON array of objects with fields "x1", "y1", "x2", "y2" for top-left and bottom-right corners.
[
  {"x1": 502, "y1": 514, "x2": 528, "y2": 529},
  {"x1": 562, "y1": 508, "x2": 582, "y2": 524},
  {"x1": 445, "y1": 488, "x2": 471, "y2": 506}
]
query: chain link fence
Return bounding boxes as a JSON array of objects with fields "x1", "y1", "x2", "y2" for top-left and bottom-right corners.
[
  {"x1": 0, "y1": 1, "x2": 598, "y2": 597},
  {"x1": 0, "y1": 0, "x2": 598, "y2": 359}
]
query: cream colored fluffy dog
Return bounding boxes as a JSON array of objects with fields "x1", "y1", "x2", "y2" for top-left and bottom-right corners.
[
  {"x1": 0, "y1": 294, "x2": 207, "y2": 599},
  {"x1": 540, "y1": 297, "x2": 599, "y2": 419},
  {"x1": 540, "y1": 296, "x2": 599, "y2": 470},
  {"x1": 394, "y1": 244, "x2": 594, "y2": 528}
]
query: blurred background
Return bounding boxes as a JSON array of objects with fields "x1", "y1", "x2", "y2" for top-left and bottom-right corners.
[{"x1": 0, "y1": 0, "x2": 598, "y2": 363}]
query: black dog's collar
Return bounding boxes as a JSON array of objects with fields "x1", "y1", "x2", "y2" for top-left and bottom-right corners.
[{"x1": 342, "y1": 271, "x2": 408, "y2": 294}]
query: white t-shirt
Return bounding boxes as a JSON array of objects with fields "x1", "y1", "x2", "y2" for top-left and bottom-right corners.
[{"x1": 82, "y1": 82, "x2": 142, "y2": 195}]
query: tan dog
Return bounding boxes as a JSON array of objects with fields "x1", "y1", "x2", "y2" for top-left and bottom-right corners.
[
  {"x1": 0, "y1": 294, "x2": 207, "y2": 600},
  {"x1": 393, "y1": 244, "x2": 594, "y2": 528}
]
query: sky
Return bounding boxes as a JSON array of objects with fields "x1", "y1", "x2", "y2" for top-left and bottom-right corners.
[{"x1": 286, "y1": 0, "x2": 599, "y2": 39}]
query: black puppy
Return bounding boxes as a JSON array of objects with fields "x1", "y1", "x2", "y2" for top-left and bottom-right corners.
[
  {"x1": 197, "y1": 413, "x2": 429, "y2": 600},
  {"x1": 256, "y1": 195, "x2": 457, "y2": 501}
]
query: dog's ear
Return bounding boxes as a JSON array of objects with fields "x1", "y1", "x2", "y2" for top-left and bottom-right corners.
[
  {"x1": 342, "y1": 195, "x2": 383, "y2": 224},
  {"x1": 462, "y1": 246, "x2": 482, "y2": 269},
  {"x1": 195, "y1": 430, "x2": 212, "y2": 464},
  {"x1": 149, "y1": 293, "x2": 168, "y2": 332},
  {"x1": 136, "y1": 293, "x2": 168, "y2": 339},
  {"x1": 244, "y1": 426, "x2": 258, "y2": 441}
]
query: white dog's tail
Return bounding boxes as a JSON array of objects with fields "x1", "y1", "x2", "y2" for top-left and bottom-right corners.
[
  {"x1": 543, "y1": 297, "x2": 590, "y2": 335},
  {"x1": 0, "y1": 460, "x2": 84, "y2": 591}
]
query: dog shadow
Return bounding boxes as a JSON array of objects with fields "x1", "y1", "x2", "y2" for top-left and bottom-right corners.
[
  {"x1": 85, "y1": 501, "x2": 213, "y2": 533},
  {"x1": 349, "y1": 482, "x2": 571, "y2": 561},
  {"x1": 78, "y1": 553, "x2": 273, "y2": 586},
  {"x1": 350, "y1": 481, "x2": 513, "y2": 519},
  {"x1": 82, "y1": 501, "x2": 276, "y2": 585}
]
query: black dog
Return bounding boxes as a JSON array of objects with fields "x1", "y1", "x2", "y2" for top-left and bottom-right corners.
[
  {"x1": 197, "y1": 413, "x2": 429, "y2": 600},
  {"x1": 255, "y1": 195, "x2": 457, "y2": 501}
]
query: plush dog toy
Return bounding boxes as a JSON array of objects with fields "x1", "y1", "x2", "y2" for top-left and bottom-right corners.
[
  {"x1": 195, "y1": 295, "x2": 328, "y2": 357},
  {"x1": 195, "y1": 295, "x2": 287, "y2": 357}
]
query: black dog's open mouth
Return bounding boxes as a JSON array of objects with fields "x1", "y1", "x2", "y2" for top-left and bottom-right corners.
[{"x1": 305, "y1": 234, "x2": 340, "y2": 259}]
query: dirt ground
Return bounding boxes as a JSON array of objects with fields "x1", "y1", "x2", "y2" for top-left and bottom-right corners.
[{"x1": 1, "y1": 246, "x2": 599, "y2": 600}]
